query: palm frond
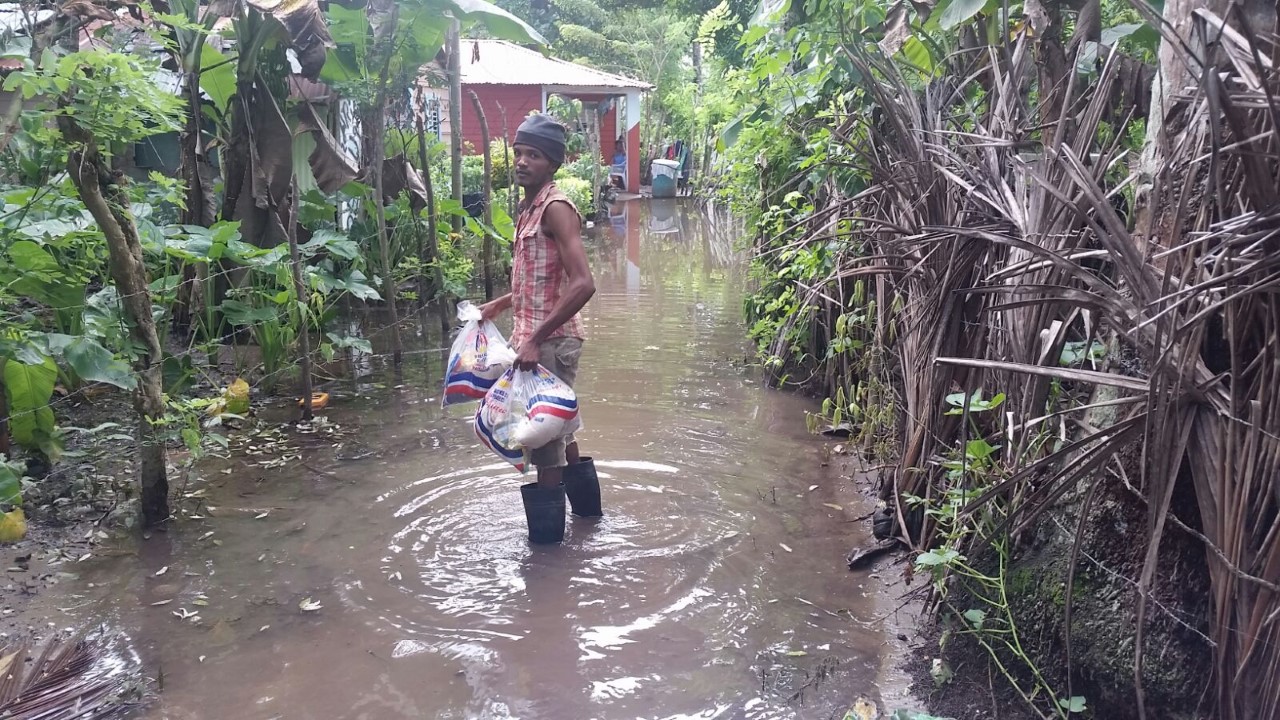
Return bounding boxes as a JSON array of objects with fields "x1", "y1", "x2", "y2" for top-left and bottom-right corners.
[{"x1": 0, "y1": 634, "x2": 147, "y2": 719}]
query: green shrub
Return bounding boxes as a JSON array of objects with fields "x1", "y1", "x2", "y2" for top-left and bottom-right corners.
[
  {"x1": 490, "y1": 140, "x2": 513, "y2": 189},
  {"x1": 495, "y1": 187, "x2": 516, "y2": 215},
  {"x1": 555, "y1": 177, "x2": 593, "y2": 213},
  {"x1": 559, "y1": 154, "x2": 607, "y2": 185},
  {"x1": 453, "y1": 142, "x2": 516, "y2": 194},
  {"x1": 461, "y1": 155, "x2": 485, "y2": 195}
]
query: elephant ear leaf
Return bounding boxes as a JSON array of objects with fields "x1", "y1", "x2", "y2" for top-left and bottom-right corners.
[
  {"x1": 42, "y1": 334, "x2": 135, "y2": 390},
  {"x1": 3, "y1": 356, "x2": 58, "y2": 453},
  {"x1": 0, "y1": 460, "x2": 22, "y2": 506},
  {"x1": 62, "y1": 337, "x2": 135, "y2": 390}
]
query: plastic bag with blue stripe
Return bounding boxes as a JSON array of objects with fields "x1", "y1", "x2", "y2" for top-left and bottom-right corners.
[
  {"x1": 474, "y1": 365, "x2": 581, "y2": 472},
  {"x1": 443, "y1": 301, "x2": 515, "y2": 407}
]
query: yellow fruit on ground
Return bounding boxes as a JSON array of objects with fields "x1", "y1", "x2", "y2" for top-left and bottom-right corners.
[
  {"x1": 0, "y1": 508, "x2": 27, "y2": 543},
  {"x1": 224, "y1": 378, "x2": 251, "y2": 415}
]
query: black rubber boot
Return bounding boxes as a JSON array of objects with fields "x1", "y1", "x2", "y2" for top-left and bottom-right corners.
[
  {"x1": 520, "y1": 483, "x2": 566, "y2": 544},
  {"x1": 564, "y1": 457, "x2": 603, "y2": 518}
]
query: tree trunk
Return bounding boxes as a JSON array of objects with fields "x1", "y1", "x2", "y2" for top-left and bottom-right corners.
[
  {"x1": 448, "y1": 21, "x2": 465, "y2": 236},
  {"x1": 370, "y1": 8, "x2": 404, "y2": 367},
  {"x1": 503, "y1": 136, "x2": 516, "y2": 220},
  {"x1": 589, "y1": 103, "x2": 601, "y2": 211},
  {"x1": 693, "y1": 41, "x2": 704, "y2": 105},
  {"x1": 497, "y1": 102, "x2": 516, "y2": 220},
  {"x1": 693, "y1": 40, "x2": 706, "y2": 180},
  {"x1": 469, "y1": 90, "x2": 495, "y2": 301},
  {"x1": 1026, "y1": 0, "x2": 1069, "y2": 149},
  {"x1": 0, "y1": 363, "x2": 9, "y2": 458},
  {"x1": 1133, "y1": 0, "x2": 1233, "y2": 258},
  {"x1": 174, "y1": 69, "x2": 216, "y2": 336},
  {"x1": 60, "y1": 117, "x2": 170, "y2": 526},
  {"x1": 213, "y1": 86, "x2": 253, "y2": 322}
]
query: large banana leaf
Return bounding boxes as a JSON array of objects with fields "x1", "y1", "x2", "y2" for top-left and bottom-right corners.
[
  {"x1": 209, "y1": 0, "x2": 335, "y2": 79},
  {"x1": 297, "y1": 101, "x2": 359, "y2": 193},
  {"x1": 446, "y1": 0, "x2": 545, "y2": 45},
  {"x1": 246, "y1": 0, "x2": 334, "y2": 79},
  {"x1": 322, "y1": 0, "x2": 545, "y2": 85}
]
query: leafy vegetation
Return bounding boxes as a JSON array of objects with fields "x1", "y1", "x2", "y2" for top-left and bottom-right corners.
[
  {"x1": 2, "y1": 0, "x2": 1277, "y2": 718},
  {"x1": 0, "y1": 0, "x2": 540, "y2": 527},
  {"x1": 724, "y1": 0, "x2": 1280, "y2": 717}
]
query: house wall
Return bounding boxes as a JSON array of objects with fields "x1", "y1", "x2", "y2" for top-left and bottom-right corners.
[
  {"x1": 458, "y1": 85, "x2": 618, "y2": 166},
  {"x1": 600, "y1": 103, "x2": 618, "y2": 165},
  {"x1": 458, "y1": 84, "x2": 542, "y2": 152}
]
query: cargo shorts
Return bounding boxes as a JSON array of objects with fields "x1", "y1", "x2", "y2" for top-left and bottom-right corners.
[{"x1": 529, "y1": 337, "x2": 583, "y2": 469}]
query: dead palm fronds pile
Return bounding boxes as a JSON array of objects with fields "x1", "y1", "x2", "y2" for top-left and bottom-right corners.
[
  {"x1": 764, "y1": 4, "x2": 1279, "y2": 718},
  {"x1": 0, "y1": 634, "x2": 146, "y2": 719}
]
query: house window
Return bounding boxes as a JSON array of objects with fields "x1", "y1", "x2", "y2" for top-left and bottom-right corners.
[
  {"x1": 420, "y1": 93, "x2": 442, "y2": 140},
  {"x1": 134, "y1": 132, "x2": 180, "y2": 174}
]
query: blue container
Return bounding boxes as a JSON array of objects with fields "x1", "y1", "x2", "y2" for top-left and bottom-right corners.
[
  {"x1": 652, "y1": 175, "x2": 676, "y2": 198},
  {"x1": 651, "y1": 159, "x2": 680, "y2": 198}
]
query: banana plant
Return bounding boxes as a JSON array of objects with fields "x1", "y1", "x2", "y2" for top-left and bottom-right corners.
[
  {"x1": 151, "y1": 0, "x2": 226, "y2": 228},
  {"x1": 317, "y1": 0, "x2": 543, "y2": 366}
]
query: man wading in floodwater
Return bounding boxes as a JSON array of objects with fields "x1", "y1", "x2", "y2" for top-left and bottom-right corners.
[{"x1": 480, "y1": 114, "x2": 600, "y2": 544}]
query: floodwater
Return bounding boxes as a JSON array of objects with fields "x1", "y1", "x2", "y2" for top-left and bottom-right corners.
[{"x1": 42, "y1": 199, "x2": 904, "y2": 719}]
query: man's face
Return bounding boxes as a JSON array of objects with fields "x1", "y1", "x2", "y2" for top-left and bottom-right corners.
[{"x1": 513, "y1": 144, "x2": 556, "y2": 189}]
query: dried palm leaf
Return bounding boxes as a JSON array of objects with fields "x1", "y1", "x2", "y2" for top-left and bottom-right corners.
[{"x1": 0, "y1": 633, "x2": 146, "y2": 719}]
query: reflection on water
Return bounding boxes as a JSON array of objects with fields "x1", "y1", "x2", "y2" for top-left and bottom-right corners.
[{"x1": 55, "y1": 199, "x2": 895, "y2": 719}]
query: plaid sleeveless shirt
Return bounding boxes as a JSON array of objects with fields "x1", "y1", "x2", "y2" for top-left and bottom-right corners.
[{"x1": 510, "y1": 181, "x2": 586, "y2": 347}]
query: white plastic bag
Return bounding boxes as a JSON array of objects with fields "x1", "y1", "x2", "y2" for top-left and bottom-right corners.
[
  {"x1": 443, "y1": 301, "x2": 515, "y2": 407},
  {"x1": 474, "y1": 365, "x2": 581, "y2": 472}
]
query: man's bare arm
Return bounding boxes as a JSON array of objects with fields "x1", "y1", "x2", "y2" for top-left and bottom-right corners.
[{"x1": 479, "y1": 293, "x2": 512, "y2": 321}]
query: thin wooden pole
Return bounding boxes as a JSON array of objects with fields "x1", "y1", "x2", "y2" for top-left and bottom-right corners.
[
  {"x1": 415, "y1": 89, "x2": 450, "y2": 336},
  {"x1": 370, "y1": 6, "x2": 404, "y2": 367},
  {"x1": 447, "y1": 22, "x2": 464, "y2": 236},
  {"x1": 496, "y1": 101, "x2": 516, "y2": 220},
  {"x1": 469, "y1": 89, "x2": 495, "y2": 301},
  {"x1": 590, "y1": 103, "x2": 601, "y2": 217}
]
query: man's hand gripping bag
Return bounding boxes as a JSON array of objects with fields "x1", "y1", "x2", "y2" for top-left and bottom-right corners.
[
  {"x1": 442, "y1": 301, "x2": 515, "y2": 407},
  {"x1": 474, "y1": 366, "x2": 581, "y2": 472}
]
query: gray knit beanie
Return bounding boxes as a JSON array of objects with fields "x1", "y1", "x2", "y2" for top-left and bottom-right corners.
[{"x1": 514, "y1": 113, "x2": 567, "y2": 167}]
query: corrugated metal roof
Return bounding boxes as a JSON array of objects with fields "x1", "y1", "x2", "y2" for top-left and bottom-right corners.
[
  {"x1": 0, "y1": 4, "x2": 54, "y2": 33},
  {"x1": 460, "y1": 39, "x2": 651, "y2": 91}
]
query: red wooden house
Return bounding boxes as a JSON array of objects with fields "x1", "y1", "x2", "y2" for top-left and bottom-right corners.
[{"x1": 420, "y1": 40, "x2": 651, "y2": 192}]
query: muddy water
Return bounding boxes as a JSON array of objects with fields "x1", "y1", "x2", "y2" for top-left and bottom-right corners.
[{"x1": 61, "y1": 200, "x2": 899, "y2": 719}]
